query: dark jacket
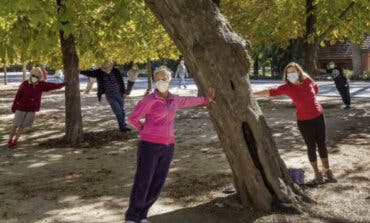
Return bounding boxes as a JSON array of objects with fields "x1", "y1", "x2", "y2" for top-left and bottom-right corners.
[
  {"x1": 326, "y1": 65, "x2": 348, "y2": 87},
  {"x1": 80, "y1": 67, "x2": 126, "y2": 101}
]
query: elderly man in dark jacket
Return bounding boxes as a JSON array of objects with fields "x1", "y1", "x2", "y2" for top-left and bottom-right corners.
[{"x1": 80, "y1": 61, "x2": 131, "y2": 132}]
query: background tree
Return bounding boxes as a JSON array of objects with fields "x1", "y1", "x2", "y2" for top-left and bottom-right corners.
[
  {"x1": 0, "y1": 0, "x2": 179, "y2": 143},
  {"x1": 221, "y1": 0, "x2": 370, "y2": 75},
  {"x1": 145, "y1": 0, "x2": 310, "y2": 211}
]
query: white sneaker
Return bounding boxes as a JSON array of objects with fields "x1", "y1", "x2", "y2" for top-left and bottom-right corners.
[
  {"x1": 140, "y1": 219, "x2": 151, "y2": 223},
  {"x1": 125, "y1": 221, "x2": 136, "y2": 223}
]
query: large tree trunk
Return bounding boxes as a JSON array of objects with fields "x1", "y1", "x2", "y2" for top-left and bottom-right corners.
[
  {"x1": 351, "y1": 43, "x2": 363, "y2": 78},
  {"x1": 145, "y1": 0, "x2": 308, "y2": 211},
  {"x1": 57, "y1": 0, "x2": 83, "y2": 144}
]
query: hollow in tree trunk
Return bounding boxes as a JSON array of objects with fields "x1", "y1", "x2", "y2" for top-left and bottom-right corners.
[{"x1": 145, "y1": 0, "x2": 310, "y2": 211}]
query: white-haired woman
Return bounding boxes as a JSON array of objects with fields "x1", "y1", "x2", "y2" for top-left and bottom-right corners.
[
  {"x1": 125, "y1": 66, "x2": 215, "y2": 223},
  {"x1": 254, "y1": 62, "x2": 336, "y2": 185},
  {"x1": 8, "y1": 67, "x2": 65, "y2": 148}
]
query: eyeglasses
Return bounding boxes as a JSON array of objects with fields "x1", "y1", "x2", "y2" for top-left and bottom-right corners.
[{"x1": 31, "y1": 75, "x2": 40, "y2": 79}]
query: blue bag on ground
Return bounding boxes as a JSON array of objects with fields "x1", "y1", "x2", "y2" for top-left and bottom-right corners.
[{"x1": 288, "y1": 168, "x2": 305, "y2": 185}]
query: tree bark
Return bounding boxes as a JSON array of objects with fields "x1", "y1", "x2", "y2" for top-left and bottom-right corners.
[
  {"x1": 302, "y1": 0, "x2": 318, "y2": 75},
  {"x1": 145, "y1": 0, "x2": 309, "y2": 211},
  {"x1": 145, "y1": 60, "x2": 152, "y2": 96},
  {"x1": 3, "y1": 63, "x2": 7, "y2": 85},
  {"x1": 57, "y1": 0, "x2": 83, "y2": 144},
  {"x1": 351, "y1": 43, "x2": 363, "y2": 78},
  {"x1": 22, "y1": 63, "x2": 27, "y2": 81}
]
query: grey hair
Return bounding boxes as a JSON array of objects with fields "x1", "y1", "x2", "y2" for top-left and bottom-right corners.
[{"x1": 153, "y1": 66, "x2": 172, "y2": 81}]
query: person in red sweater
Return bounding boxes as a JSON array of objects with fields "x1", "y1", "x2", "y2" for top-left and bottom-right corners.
[
  {"x1": 8, "y1": 67, "x2": 65, "y2": 148},
  {"x1": 254, "y1": 62, "x2": 336, "y2": 185}
]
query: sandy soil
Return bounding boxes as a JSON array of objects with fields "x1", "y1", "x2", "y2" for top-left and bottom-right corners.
[{"x1": 0, "y1": 83, "x2": 369, "y2": 223}]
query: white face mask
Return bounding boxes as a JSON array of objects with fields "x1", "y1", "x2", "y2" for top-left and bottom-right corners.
[
  {"x1": 156, "y1": 80, "x2": 170, "y2": 93},
  {"x1": 30, "y1": 76, "x2": 39, "y2": 83},
  {"x1": 287, "y1": 72, "x2": 299, "y2": 83},
  {"x1": 328, "y1": 64, "x2": 335, "y2": 69}
]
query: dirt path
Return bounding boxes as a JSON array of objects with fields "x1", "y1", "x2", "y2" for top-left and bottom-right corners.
[{"x1": 1, "y1": 83, "x2": 369, "y2": 223}]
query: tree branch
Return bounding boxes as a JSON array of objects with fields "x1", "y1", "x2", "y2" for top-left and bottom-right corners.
[{"x1": 317, "y1": 1, "x2": 355, "y2": 43}]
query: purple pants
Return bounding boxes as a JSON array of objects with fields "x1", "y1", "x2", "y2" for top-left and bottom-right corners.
[{"x1": 125, "y1": 141, "x2": 174, "y2": 222}]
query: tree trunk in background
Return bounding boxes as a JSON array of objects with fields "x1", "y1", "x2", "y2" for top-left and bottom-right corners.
[
  {"x1": 351, "y1": 43, "x2": 363, "y2": 78},
  {"x1": 302, "y1": 41, "x2": 318, "y2": 75},
  {"x1": 262, "y1": 65, "x2": 266, "y2": 77},
  {"x1": 302, "y1": 0, "x2": 318, "y2": 75},
  {"x1": 145, "y1": 60, "x2": 152, "y2": 95},
  {"x1": 3, "y1": 63, "x2": 7, "y2": 85},
  {"x1": 22, "y1": 63, "x2": 27, "y2": 81},
  {"x1": 253, "y1": 57, "x2": 259, "y2": 77},
  {"x1": 145, "y1": 0, "x2": 309, "y2": 211},
  {"x1": 57, "y1": 0, "x2": 83, "y2": 144}
]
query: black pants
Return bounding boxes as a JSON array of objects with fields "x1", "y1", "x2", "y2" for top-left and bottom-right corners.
[
  {"x1": 297, "y1": 114, "x2": 328, "y2": 162},
  {"x1": 126, "y1": 80, "x2": 135, "y2": 95},
  {"x1": 336, "y1": 83, "x2": 351, "y2": 106}
]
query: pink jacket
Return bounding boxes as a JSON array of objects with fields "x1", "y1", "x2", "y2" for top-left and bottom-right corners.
[{"x1": 128, "y1": 90, "x2": 210, "y2": 145}]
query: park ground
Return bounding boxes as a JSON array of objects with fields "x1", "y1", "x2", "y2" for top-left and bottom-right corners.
[{"x1": 0, "y1": 78, "x2": 369, "y2": 223}]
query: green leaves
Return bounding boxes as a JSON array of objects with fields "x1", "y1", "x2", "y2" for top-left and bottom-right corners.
[
  {"x1": 0, "y1": 0, "x2": 179, "y2": 69},
  {"x1": 221, "y1": 0, "x2": 370, "y2": 48}
]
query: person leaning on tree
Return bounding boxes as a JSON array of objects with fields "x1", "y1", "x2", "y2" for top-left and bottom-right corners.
[
  {"x1": 254, "y1": 62, "x2": 336, "y2": 185},
  {"x1": 316, "y1": 61, "x2": 351, "y2": 109},
  {"x1": 124, "y1": 66, "x2": 215, "y2": 223},
  {"x1": 79, "y1": 61, "x2": 131, "y2": 132},
  {"x1": 8, "y1": 67, "x2": 65, "y2": 148},
  {"x1": 126, "y1": 63, "x2": 147, "y2": 96}
]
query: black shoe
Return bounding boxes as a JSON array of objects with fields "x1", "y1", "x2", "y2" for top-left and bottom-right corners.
[{"x1": 120, "y1": 127, "x2": 132, "y2": 132}]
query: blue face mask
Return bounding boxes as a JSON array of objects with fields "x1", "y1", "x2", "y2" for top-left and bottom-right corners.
[{"x1": 287, "y1": 72, "x2": 299, "y2": 83}]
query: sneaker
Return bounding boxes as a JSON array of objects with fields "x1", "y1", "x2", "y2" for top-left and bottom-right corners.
[
  {"x1": 7, "y1": 139, "x2": 13, "y2": 148},
  {"x1": 324, "y1": 169, "x2": 337, "y2": 183},
  {"x1": 140, "y1": 219, "x2": 151, "y2": 223},
  {"x1": 344, "y1": 105, "x2": 351, "y2": 109},
  {"x1": 120, "y1": 127, "x2": 132, "y2": 132},
  {"x1": 125, "y1": 221, "x2": 136, "y2": 223},
  {"x1": 306, "y1": 171, "x2": 324, "y2": 185},
  {"x1": 8, "y1": 139, "x2": 18, "y2": 148}
]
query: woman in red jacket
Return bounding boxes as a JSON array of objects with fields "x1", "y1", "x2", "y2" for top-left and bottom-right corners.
[
  {"x1": 8, "y1": 67, "x2": 65, "y2": 148},
  {"x1": 254, "y1": 62, "x2": 336, "y2": 185}
]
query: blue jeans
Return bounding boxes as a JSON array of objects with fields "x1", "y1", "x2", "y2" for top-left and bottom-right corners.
[
  {"x1": 105, "y1": 94, "x2": 127, "y2": 130},
  {"x1": 178, "y1": 76, "x2": 186, "y2": 88}
]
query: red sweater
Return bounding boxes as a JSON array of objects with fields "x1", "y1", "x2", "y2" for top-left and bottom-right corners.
[
  {"x1": 11, "y1": 81, "x2": 65, "y2": 112},
  {"x1": 269, "y1": 78, "x2": 323, "y2": 121}
]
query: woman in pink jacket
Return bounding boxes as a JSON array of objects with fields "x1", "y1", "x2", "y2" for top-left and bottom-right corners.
[{"x1": 125, "y1": 66, "x2": 215, "y2": 223}]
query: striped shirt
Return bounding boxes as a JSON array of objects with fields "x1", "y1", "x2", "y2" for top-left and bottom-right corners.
[{"x1": 103, "y1": 72, "x2": 121, "y2": 96}]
